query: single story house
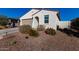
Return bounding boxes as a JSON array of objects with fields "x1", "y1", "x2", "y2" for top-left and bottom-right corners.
[{"x1": 20, "y1": 8, "x2": 71, "y2": 30}]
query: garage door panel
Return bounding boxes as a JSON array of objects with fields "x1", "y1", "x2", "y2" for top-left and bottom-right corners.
[{"x1": 22, "y1": 19, "x2": 32, "y2": 26}]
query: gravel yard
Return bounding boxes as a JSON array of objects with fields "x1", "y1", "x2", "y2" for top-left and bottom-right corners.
[{"x1": 0, "y1": 31, "x2": 79, "y2": 51}]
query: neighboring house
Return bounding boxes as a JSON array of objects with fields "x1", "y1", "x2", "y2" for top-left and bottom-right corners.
[
  {"x1": 59, "y1": 21, "x2": 71, "y2": 29},
  {"x1": 20, "y1": 8, "x2": 70, "y2": 30},
  {"x1": 8, "y1": 18, "x2": 20, "y2": 27}
]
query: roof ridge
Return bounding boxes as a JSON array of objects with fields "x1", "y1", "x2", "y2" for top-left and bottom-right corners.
[
  {"x1": 33, "y1": 8, "x2": 59, "y2": 12},
  {"x1": 32, "y1": 9, "x2": 41, "y2": 16}
]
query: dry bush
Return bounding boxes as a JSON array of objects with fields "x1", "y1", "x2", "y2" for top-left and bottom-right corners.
[
  {"x1": 29, "y1": 29, "x2": 39, "y2": 37},
  {"x1": 37, "y1": 25, "x2": 45, "y2": 31},
  {"x1": 0, "y1": 26, "x2": 6, "y2": 29},
  {"x1": 19, "y1": 25, "x2": 32, "y2": 34},
  {"x1": 45, "y1": 28, "x2": 56, "y2": 35}
]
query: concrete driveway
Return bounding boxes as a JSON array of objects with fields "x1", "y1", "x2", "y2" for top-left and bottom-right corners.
[{"x1": 0, "y1": 27, "x2": 19, "y2": 36}]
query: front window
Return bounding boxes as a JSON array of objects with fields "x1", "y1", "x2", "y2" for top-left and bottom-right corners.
[{"x1": 44, "y1": 15, "x2": 49, "y2": 23}]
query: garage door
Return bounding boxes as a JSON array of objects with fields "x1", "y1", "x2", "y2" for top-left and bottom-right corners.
[{"x1": 22, "y1": 19, "x2": 32, "y2": 26}]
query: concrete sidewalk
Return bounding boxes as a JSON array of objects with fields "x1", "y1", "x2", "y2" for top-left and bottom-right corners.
[{"x1": 0, "y1": 27, "x2": 19, "y2": 36}]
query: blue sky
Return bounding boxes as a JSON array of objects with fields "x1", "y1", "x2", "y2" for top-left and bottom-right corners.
[
  {"x1": 0, "y1": 8, "x2": 79, "y2": 21},
  {"x1": 0, "y1": 8, "x2": 31, "y2": 19}
]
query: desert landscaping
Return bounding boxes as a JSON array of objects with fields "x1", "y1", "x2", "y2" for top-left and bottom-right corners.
[{"x1": 0, "y1": 29, "x2": 79, "y2": 51}]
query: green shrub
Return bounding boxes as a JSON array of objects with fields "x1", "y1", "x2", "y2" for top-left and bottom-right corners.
[
  {"x1": 0, "y1": 15, "x2": 8, "y2": 26},
  {"x1": 19, "y1": 25, "x2": 32, "y2": 34},
  {"x1": 71, "y1": 18, "x2": 79, "y2": 30},
  {"x1": 45, "y1": 28, "x2": 56, "y2": 35},
  {"x1": 29, "y1": 29, "x2": 39, "y2": 37},
  {"x1": 37, "y1": 25, "x2": 45, "y2": 31}
]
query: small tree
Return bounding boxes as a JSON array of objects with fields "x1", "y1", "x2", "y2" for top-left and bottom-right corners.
[
  {"x1": 0, "y1": 15, "x2": 8, "y2": 26},
  {"x1": 71, "y1": 18, "x2": 79, "y2": 30}
]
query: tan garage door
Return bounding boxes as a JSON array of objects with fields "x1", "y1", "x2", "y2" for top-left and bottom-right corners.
[{"x1": 22, "y1": 19, "x2": 32, "y2": 26}]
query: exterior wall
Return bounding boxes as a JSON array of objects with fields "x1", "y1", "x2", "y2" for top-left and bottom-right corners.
[
  {"x1": 59, "y1": 21, "x2": 71, "y2": 29},
  {"x1": 20, "y1": 19, "x2": 32, "y2": 26},
  {"x1": 20, "y1": 9, "x2": 40, "y2": 26},
  {"x1": 32, "y1": 10, "x2": 59, "y2": 30},
  {"x1": 20, "y1": 9, "x2": 39, "y2": 19},
  {"x1": 32, "y1": 17, "x2": 38, "y2": 28},
  {"x1": 20, "y1": 19, "x2": 22, "y2": 25}
]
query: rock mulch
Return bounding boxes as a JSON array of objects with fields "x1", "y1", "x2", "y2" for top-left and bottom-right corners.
[{"x1": 0, "y1": 31, "x2": 79, "y2": 51}]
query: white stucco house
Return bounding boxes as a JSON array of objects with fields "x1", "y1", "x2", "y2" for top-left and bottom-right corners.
[{"x1": 20, "y1": 8, "x2": 71, "y2": 30}]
